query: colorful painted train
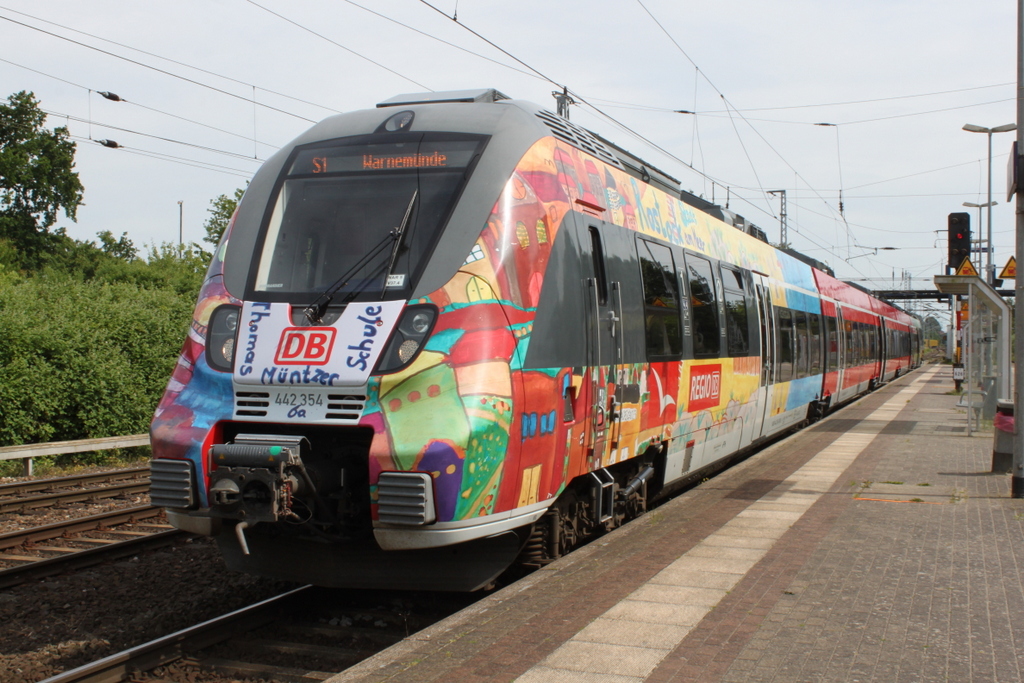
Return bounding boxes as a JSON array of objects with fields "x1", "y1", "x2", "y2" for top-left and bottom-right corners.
[{"x1": 150, "y1": 89, "x2": 922, "y2": 591}]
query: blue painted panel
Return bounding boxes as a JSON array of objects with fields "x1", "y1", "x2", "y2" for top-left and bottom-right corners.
[{"x1": 785, "y1": 375, "x2": 823, "y2": 410}]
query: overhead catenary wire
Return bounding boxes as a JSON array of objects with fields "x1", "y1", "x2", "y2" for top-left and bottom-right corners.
[
  {"x1": 0, "y1": 12, "x2": 318, "y2": 123},
  {"x1": 69, "y1": 134, "x2": 253, "y2": 178},
  {"x1": 244, "y1": 0, "x2": 432, "y2": 91},
  {"x1": 48, "y1": 109, "x2": 268, "y2": 162},
  {"x1": 633, "y1": 0, "x2": 857, "y2": 252},
  {"x1": 0, "y1": 3, "x2": 341, "y2": 115},
  {"x1": 415, "y1": 0, "x2": 875, "y2": 280},
  {"x1": 338, "y1": 0, "x2": 541, "y2": 81},
  {"x1": 588, "y1": 81, "x2": 1015, "y2": 115},
  {"x1": 1, "y1": 55, "x2": 280, "y2": 148},
  {"x1": 2, "y1": 2, "x2": 953, "y2": 280}
]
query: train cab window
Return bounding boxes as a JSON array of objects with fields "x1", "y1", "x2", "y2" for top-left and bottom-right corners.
[
  {"x1": 251, "y1": 134, "x2": 486, "y2": 301},
  {"x1": 685, "y1": 255, "x2": 720, "y2": 357},
  {"x1": 721, "y1": 267, "x2": 749, "y2": 357},
  {"x1": 776, "y1": 307, "x2": 794, "y2": 382},
  {"x1": 637, "y1": 239, "x2": 682, "y2": 359}
]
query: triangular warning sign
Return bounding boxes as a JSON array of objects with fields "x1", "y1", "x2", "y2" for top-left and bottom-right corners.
[
  {"x1": 999, "y1": 256, "x2": 1016, "y2": 279},
  {"x1": 956, "y1": 256, "x2": 979, "y2": 276}
]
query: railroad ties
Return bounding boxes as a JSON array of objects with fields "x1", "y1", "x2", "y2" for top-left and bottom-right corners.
[{"x1": 0, "y1": 467, "x2": 185, "y2": 588}]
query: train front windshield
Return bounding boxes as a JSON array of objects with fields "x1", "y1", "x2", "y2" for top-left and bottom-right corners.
[{"x1": 251, "y1": 134, "x2": 485, "y2": 300}]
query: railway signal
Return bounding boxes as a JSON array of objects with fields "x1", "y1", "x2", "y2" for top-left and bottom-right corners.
[{"x1": 947, "y1": 212, "x2": 971, "y2": 271}]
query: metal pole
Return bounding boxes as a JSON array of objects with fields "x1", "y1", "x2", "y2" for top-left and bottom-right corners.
[
  {"x1": 178, "y1": 200, "x2": 183, "y2": 248},
  {"x1": 1013, "y1": 0, "x2": 1024, "y2": 497},
  {"x1": 967, "y1": 282, "x2": 973, "y2": 437},
  {"x1": 988, "y1": 131, "x2": 995, "y2": 285}
]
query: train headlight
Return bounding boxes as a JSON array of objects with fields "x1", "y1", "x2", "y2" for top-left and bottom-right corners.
[
  {"x1": 221, "y1": 338, "x2": 235, "y2": 364},
  {"x1": 408, "y1": 310, "x2": 432, "y2": 335},
  {"x1": 206, "y1": 304, "x2": 242, "y2": 372},
  {"x1": 398, "y1": 339, "x2": 420, "y2": 363},
  {"x1": 374, "y1": 304, "x2": 437, "y2": 373}
]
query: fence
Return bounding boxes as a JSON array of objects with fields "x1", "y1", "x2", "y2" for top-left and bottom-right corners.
[{"x1": 0, "y1": 435, "x2": 150, "y2": 476}]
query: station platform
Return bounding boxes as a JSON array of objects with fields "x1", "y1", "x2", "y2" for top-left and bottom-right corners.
[{"x1": 328, "y1": 364, "x2": 1024, "y2": 682}]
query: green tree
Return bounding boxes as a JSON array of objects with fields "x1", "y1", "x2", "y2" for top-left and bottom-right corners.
[
  {"x1": 923, "y1": 315, "x2": 943, "y2": 342},
  {"x1": 203, "y1": 185, "x2": 245, "y2": 247},
  {"x1": 0, "y1": 91, "x2": 84, "y2": 268},
  {"x1": 97, "y1": 230, "x2": 137, "y2": 261}
]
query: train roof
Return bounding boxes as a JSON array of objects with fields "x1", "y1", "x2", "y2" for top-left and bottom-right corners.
[{"x1": 222, "y1": 89, "x2": 828, "y2": 298}]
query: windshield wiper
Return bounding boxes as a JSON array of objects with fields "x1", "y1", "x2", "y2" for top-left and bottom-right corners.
[
  {"x1": 302, "y1": 189, "x2": 418, "y2": 325},
  {"x1": 380, "y1": 189, "x2": 417, "y2": 298},
  {"x1": 302, "y1": 232, "x2": 394, "y2": 324}
]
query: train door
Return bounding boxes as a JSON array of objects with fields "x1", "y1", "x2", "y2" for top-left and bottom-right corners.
[
  {"x1": 751, "y1": 274, "x2": 775, "y2": 440},
  {"x1": 833, "y1": 307, "x2": 847, "y2": 401},
  {"x1": 584, "y1": 225, "x2": 623, "y2": 466},
  {"x1": 877, "y1": 318, "x2": 888, "y2": 383}
]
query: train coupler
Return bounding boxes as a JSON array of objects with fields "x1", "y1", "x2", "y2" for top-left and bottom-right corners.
[{"x1": 208, "y1": 434, "x2": 311, "y2": 525}]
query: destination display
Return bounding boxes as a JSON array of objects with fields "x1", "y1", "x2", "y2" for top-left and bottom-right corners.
[{"x1": 290, "y1": 139, "x2": 480, "y2": 175}]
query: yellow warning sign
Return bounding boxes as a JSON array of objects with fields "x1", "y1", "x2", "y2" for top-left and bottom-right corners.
[
  {"x1": 956, "y1": 256, "x2": 979, "y2": 277},
  {"x1": 999, "y1": 256, "x2": 1016, "y2": 279}
]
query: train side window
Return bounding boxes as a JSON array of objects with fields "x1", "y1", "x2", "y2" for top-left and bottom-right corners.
[
  {"x1": 686, "y1": 255, "x2": 720, "y2": 357},
  {"x1": 637, "y1": 238, "x2": 682, "y2": 359},
  {"x1": 721, "y1": 267, "x2": 748, "y2": 357},
  {"x1": 776, "y1": 307, "x2": 794, "y2": 382},
  {"x1": 794, "y1": 310, "x2": 809, "y2": 379},
  {"x1": 809, "y1": 313, "x2": 822, "y2": 375},
  {"x1": 589, "y1": 226, "x2": 608, "y2": 306},
  {"x1": 724, "y1": 267, "x2": 744, "y2": 291}
]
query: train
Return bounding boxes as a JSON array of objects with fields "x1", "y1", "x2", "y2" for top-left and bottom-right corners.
[{"x1": 149, "y1": 88, "x2": 922, "y2": 591}]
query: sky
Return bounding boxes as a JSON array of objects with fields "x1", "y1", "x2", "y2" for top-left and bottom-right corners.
[{"x1": 1, "y1": 0, "x2": 1018, "y2": 317}]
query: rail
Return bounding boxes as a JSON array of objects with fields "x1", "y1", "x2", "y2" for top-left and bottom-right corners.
[
  {"x1": 39, "y1": 586, "x2": 314, "y2": 683},
  {"x1": 0, "y1": 434, "x2": 149, "y2": 476}
]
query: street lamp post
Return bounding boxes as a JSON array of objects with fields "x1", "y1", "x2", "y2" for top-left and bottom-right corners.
[
  {"x1": 177, "y1": 200, "x2": 183, "y2": 248},
  {"x1": 963, "y1": 200, "x2": 998, "y2": 269},
  {"x1": 963, "y1": 122, "x2": 1016, "y2": 285}
]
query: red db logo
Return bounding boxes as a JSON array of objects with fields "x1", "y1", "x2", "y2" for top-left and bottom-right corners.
[
  {"x1": 688, "y1": 364, "x2": 721, "y2": 411},
  {"x1": 274, "y1": 328, "x2": 336, "y2": 365}
]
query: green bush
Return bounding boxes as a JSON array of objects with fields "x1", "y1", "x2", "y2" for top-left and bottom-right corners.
[{"x1": 0, "y1": 270, "x2": 196, "y2": 448}]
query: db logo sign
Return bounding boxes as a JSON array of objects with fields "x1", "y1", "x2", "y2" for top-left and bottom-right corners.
[
  {"x1": 274, "y1": 328, "x2": 337, "y2": 365},
  {"x1": 688, "y1": 364, "x2": 721, "y2": 412}
]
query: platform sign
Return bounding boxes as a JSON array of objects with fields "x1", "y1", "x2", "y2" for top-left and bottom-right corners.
[
  {"x1": 999, "y1": 255, "x2": 1016, "y2": 279},
  {"x1": 955, "y1": 256, "x2": 979, "y2": 277}
]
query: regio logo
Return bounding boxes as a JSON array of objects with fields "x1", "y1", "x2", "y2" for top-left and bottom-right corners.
[{"x1": 688, "y1": 364, "x2": 722, "y2": 411}]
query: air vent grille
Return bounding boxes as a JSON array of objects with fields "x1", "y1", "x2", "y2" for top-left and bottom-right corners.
[
  {"x1": 535, "y1": 110, "x2": 623, "y2": 168},
  {"x1": 326, "y1": 394, "x2": 367, "y2": 423},
  {"x1": 235, "y1": 391, "x2": 269, "y2": 417},
  {"x1": 377, "y1": 472, "x2": 436, "y2": 525},
  {"x1": 149, "y1": 458, "x2": 194, "y2": 509}
]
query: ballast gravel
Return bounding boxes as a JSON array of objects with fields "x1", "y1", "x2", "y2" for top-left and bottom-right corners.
[{"x1": 0, "y1": 467, "x2": 294, "y2": 683}]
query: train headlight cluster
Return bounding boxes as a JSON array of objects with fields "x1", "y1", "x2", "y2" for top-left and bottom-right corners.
[
  {"x1": 207, "y1": 304, "x2": 242, "y2": 372},
  {"x1": 375, "y1": 304, "x2": 437, "y2": 373}
]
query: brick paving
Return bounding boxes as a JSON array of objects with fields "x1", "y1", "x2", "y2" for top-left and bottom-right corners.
[{"x1": 327, "y1": 365, "x2": 1024, "y2": 683}]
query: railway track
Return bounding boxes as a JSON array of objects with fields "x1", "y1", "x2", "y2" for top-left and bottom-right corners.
[
  {"x1": 0, "y1": 505, "x2": 187, "y2": 588},
  {"x1": 40, "y1": 585, "x2": 476, "y2": 683},
  {"x1": 0, "y1": 466, "x2": 151, "y2": 513}
]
